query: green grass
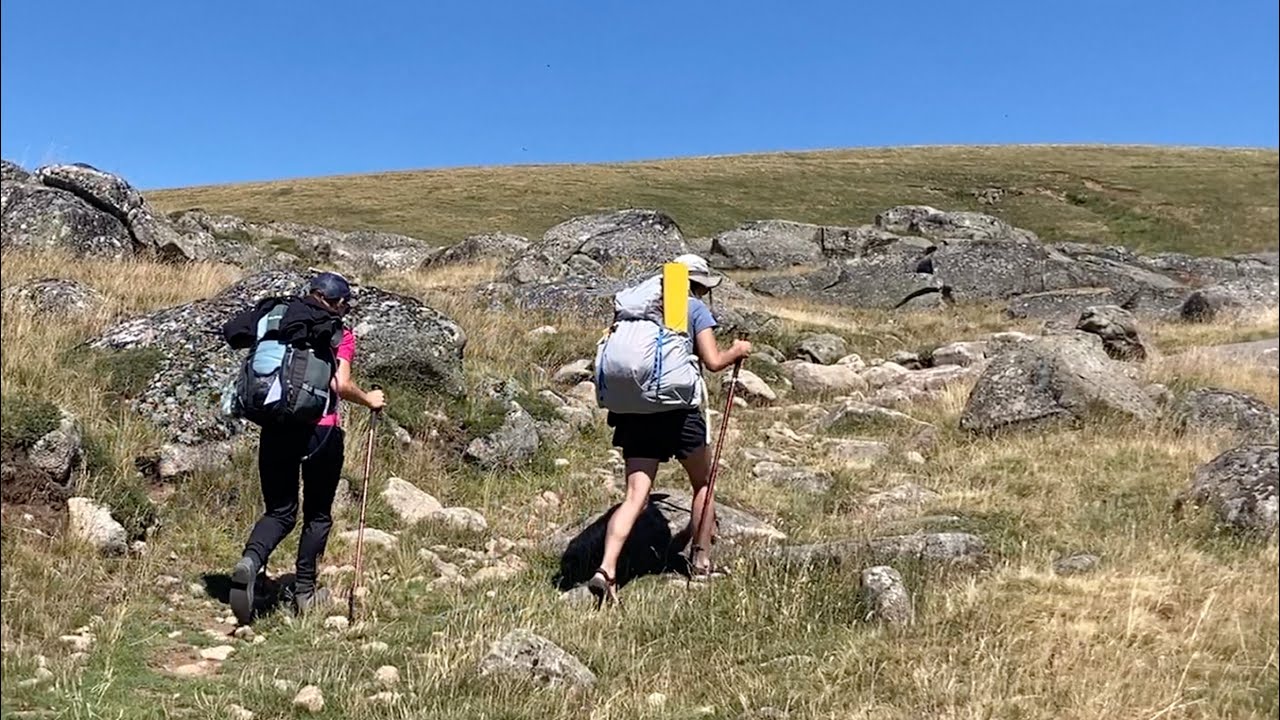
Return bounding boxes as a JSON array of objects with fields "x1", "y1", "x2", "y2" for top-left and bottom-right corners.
[
  {"x1": 147, "y1": 145, "x2": 1280, "y2": 256},
  {"x1": 0, "y1": 390, "x2": 60, "y2": 451}
]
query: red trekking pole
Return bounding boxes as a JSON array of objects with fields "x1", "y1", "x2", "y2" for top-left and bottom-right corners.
[{"x1": 691, "y1": 346, "x2": 746, "y2": 581}]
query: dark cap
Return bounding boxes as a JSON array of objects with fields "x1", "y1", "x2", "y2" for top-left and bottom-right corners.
[{"x1": 306, "y1": 272, "x2": 352, "y2": 301}]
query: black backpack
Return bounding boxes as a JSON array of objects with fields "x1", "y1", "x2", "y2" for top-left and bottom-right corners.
[{"x1": 225, "y1": 299, "x2": 342, "y2": 427}]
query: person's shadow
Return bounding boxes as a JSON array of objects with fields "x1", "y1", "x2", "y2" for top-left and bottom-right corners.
[
  {"x1": 200, "y1": 571, "x2": 297, "y2": 621},
  {"x1": 554, "y1": 492, "x2": 698, "y2": 590}
]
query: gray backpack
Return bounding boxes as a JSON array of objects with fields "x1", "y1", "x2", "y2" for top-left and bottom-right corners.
[
  {"x1": 226, "y1": 300, "x2": 340, "y2": 427},
  {"x1": 594, "y1": 274, "x2": 705, "y2": 414}
]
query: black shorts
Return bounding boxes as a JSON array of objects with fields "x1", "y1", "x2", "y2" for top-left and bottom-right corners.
[{"x1": 608, "y1": 409, "x2": 707, "y2": 462}]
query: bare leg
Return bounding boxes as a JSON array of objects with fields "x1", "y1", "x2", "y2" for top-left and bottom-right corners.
[
  {"x1": 598, "y1": 457, "x2": 658, "y2": 580},
  {"x1": 679, "y1": 446, "x2": 714, "y2": 571}
]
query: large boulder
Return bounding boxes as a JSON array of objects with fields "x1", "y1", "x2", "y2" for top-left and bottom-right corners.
[
  {"x1": 2, "y1": 159, "x2": 31, "y2": 183},
  {"x1": 430, "y1": 233, "x2": 530, "y2": 267},
  {"x1": 88, "y1": 270, "x2": 465, "y2": 445},
  {"x1": 1180, "y1": 277, "x2": 1280, "y2": 322},
  {"x1": 67, "y1": 497, "x2": 128, "y2": 556},
  {"x1": 1174, "y1": 388, "x2": 1279, "y2": 445},
  {"x1": 769, "y1": 532, "x2": 987, "y2": 568},
  {"x1": 1177, "y1": 444, "x2": 1278, "y2": 535},
  {"x1": 959, "y1": 332, "x2": 1157, "y2": 433},
  {"x1": 1, "y1": 181, "x2": 135, "y2": 258},
  {"x1": 1076, "y1": 305, "x2": 1150, "y2": 361},
  {"x1": 792, "y1": 333, "x2": 848, "y2": 365},
  {"x1": 709, "y1": 220, "x2": 827, "y2": 270},
  {"x1": 504, "y1": 209, "x2": 688, "y2": 286},
  {"x1": 874, "y1": 205, "x2": 1038, "y2": 242}
]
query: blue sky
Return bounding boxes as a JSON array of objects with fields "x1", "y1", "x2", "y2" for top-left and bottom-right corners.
[{"x1": 2, "y1": 1, "x2": 1276, "y2": 189}]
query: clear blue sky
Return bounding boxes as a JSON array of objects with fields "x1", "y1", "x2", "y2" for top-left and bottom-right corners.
[{"x1": 2, "y1": 1, "x2": 1276, "y2": 189}]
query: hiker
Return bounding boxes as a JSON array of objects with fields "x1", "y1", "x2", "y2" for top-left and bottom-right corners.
[
  {"x1": 588, "y1": 254, "x2": 751, "y2": 605},
  {"x1": 221, "y1": 271, "x2": 385, "y2": 624}
]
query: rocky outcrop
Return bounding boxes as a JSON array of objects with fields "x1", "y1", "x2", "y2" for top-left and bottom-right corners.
[
  {"x1": 1076, "y1": 305, "x2": 1150, "y2": 361},
  {"x1": 3, "y1": 278, "x2": 106, "y2": 316},
  {"x1": 1177, "y1": 444, "x2": 1278, "y2": 536},
  {"x1": 430, "y1": 233, "x2": 530, "y2": 267},
  {"x1": 88, "y1": 269, "x2": 465, "y2": 445},
  {"x1": 1174, "y1": 388, "x2": 1279, "y2": 446}
]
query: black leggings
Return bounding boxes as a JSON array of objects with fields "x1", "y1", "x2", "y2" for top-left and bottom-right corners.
[{"x1": 242, "y1": 424, "x2": 344, "y2": 594}]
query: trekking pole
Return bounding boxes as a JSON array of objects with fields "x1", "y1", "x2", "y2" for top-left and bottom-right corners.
[
  {"x1": 693, "y1": 336, "x2": 747, "y2": 579},
  {"x1": 348, "y1": 385, "x2": 381, "y2": 623}
]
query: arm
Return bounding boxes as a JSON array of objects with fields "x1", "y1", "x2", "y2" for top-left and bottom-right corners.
[
  {"x1": 694, "y1": 329, "x2": 751, "y2": 373},
  {"x1": 333, "y1": 359, "x2": 385, "y2": 410}
]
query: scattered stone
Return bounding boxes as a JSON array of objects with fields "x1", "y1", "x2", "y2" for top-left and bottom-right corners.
[
  {"x1": 930, "y1": 340, "x2": 987, "y2": 367},
  {"x1": 1177, "y1": 444, "x2": 1278, "y2": 535},
  {"x1": 725, "y1": 368, "x2": 777, "y2": 402},
  {"x1": 464, "y1": 401, "x2": 540, "y2": 469},
  {"x1": 783, "y1": 361, "x2": 868, "y2": 395},
  {"x1": 821, "y1": 439, "x2": 890, "y2": 470},
  {"x1": 337, "y1": 528, "x2": 398, "y2": 548},
  {"x1": 172, "y1": 661, "x2": 215, "y2": 678},
  {"x1": 772, "y1": 532, "x2": 986, "y2": 568},
  {"x1": 381, "y1": 476, "x2": 444, "y2": 524},
  {"x1": 836, "y1": 353, "x2": 866, "y2": 368},
  {"x1": 431, "y1": 506, "x2": 488, "y2": 533},
  {"x1": 793, "y1": 333, "x2": 848, "y2": 365},
  {"x1": 323, "y1": 616, "x2": 350, "y2": 632},
  {"x1": 528, "y1": 325, "x2": 558, "y2": 337},
  {"x1": 751, "y1": 461, "x2": 832, "y2": 493},
  {"x1": 58, "y1": 634, "x2": 93, "y2": 652},
  {"x1": 362, "y1": 641, "x2": 390, "y2": 654},
  {"x1": 478, "y1": 629, "x2": 597, "y2": 689},
  {"x1": 1076, "y1": 305, "x2": 1150, "y2": 361},
  {"x1": 1175, "y1": 388, "x2": 1280, "y2": 446},
  {"x1": 293, "y1": 685, "x2": 325, "y2": 714},
  {"x1": 859, "y1": 482, "x2": 942, "y2": 519},
  {"x1": 3, "y1": 277, "x2": 106, "y2": 315},
  {"x1": 1053, "y1": 553, "x2": 1101, "y2": 576},
  {"x1": 553, "y1": 359, "x2": 594, "y2": 385},
  {"x1": 374, "y1": 665, "x2": 401, "y2": 687},
  {"x1": 860, "y1": 361, "x2": 911, "y2": 389},
  {"x1": 233, "y1": 625, "x2": 255, "y2": 641},
  {"x1": 647, "y1": 692, "x2": 668, "y2": 708},
  {"x1": 860, "y1": 566, "x2": 913, "y2": 624},
  {"x1": 553, "y1": 458, "x2": 570, "y2": 468},
  {"x1": 889, "y1": 351, "x2": 923, "y2": 370},
  {"x1": 200, "y1": 645, "x2": 235, "y2": 662},
  {"x1": 227, "y1": 704, "x2": 255, "y2": 720},
  {"x1": 66, "y1": 497, "x2": 127, "y2": 550},
  {"x1": 153, "y1": 441, "x2": 235, "y2": 481},
  {"x1": 272, "y1": 678, "x2": 293, "y2": 693}
]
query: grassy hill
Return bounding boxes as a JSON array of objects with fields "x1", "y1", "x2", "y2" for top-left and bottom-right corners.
[{"x1": 147, "y1": 145, "x2": 1280, "y2": 257}]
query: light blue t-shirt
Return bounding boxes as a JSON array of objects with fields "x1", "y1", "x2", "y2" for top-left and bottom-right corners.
[{"x1": 689, "y1": 297, "x2": 717, "y2": 338}]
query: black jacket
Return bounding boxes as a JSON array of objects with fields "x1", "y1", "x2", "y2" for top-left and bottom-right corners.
[{"x1": 222, "y1": 296, "x2": 344, "y2": 353}]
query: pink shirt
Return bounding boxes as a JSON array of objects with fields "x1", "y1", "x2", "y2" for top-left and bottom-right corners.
[{"x1": 318, "y1": 329, "x2": 356, "y2": 427}]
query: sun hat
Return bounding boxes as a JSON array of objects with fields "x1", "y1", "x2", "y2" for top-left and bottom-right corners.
[
  {"x1": 673, "y1": 253, "x2": 723, "y2": 289},
  {"x1": 306, "y1": 271, "x2": 352, "y2": 302}
]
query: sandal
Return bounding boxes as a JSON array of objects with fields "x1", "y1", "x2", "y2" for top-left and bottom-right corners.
[
  {"x1": 686, "y1": 545, "x2": 729, "y2": 586},
  {"x1": 586, "y1": 568, "x2": 621, "y2": 610}
]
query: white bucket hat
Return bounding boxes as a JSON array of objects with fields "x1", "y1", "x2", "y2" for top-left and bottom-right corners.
[{"x1": 673, "y1": 253, "x2": 723, "y2": 289}]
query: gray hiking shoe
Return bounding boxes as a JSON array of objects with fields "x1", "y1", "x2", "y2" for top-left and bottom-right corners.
[
  {"x1": 229, "y1": 555, "x2": 259, "y2": 626},
  {"x1": 293, "y1": 587, "x2": 332, "y2": 616}
]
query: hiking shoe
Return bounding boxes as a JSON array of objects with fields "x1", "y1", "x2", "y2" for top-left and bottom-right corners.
[
  {"x1": 293, "y1": 587, "x2": 332, "y2": 616},
  {"x1": 229, "y1": 555, "x2": 259, "y2": 626}
]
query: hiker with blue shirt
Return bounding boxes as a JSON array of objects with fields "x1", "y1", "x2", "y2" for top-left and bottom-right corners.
[{"x1": 589, "y1": 254, "x2": 751, "y2": 606}]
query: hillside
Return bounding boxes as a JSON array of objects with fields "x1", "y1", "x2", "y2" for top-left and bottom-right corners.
[
  {"x1": 147, "y1": 145, "x2": 1280, "y2": 257},
  {"x1": 2, "y1": 152, "x2": 1278, "y2": 719}
]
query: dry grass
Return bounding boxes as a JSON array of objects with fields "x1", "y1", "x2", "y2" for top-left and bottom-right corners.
[
  {"x1": 147, "y1": 145, "x2": 1280, "y2": 257},
  {"x1": 2, "y1": 251, "x2": 1277, "y2": 719}
]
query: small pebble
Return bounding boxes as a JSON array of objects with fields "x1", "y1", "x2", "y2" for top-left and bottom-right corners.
[
  {"x1": 293, "y1": 685, "x2": 325, "y2": 713},
  {"x1": 233, "y1": 626, "x2": 255, "y2": 641},
  {"x1": 324, "y1": 615, "x2": 350, "y2": 631},
  {"x1": 374, "y1": 665, "x2": 400, "y2": 687},
  {"x1": 227, "y1": 704, "x2": 255, "y2": 720},
  {"x1": 553, "y1": 458, "x2": 570, "y2": 468},
  {"x1": 647, "y1": 692, "x2": 667, "y2": 708},
  {"x1": 200, "y1": 645, "x2": 235, "y2": 662}
]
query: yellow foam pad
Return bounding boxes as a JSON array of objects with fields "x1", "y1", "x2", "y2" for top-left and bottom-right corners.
[{"x1": 662, "y1": 263, "x2": 689, "y2": 333}]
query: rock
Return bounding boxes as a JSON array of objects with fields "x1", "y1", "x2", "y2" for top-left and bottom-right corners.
[
  {"x1": 381, "y1": 476, "x2": 443, "y2": 524},
  {"x1": 1181, "y1": 278, "x2": 1280, "y2": 322},
  {"x1": 707, "y1": 220, "x2": 831, "y2": 270},
  {"x1": 431, "y1": 507, "x2": 488, "y2": 533},
  {"x1": 931, "y1": 341, "x2": 987, "y2": 367},
  {"x1": 553, "y1": 458, "x2": 570, "y2": 468},
  {"x1": 1052, "y1": 553, "x2": 1101, "y2": 576},
  {"x1": 3, "y1": 277, "x2": 106, "y2": 315},
  {"x1": 227, "y1": 704, "x2": 255, "y2": 720},
  {"x1": 553, "y1": 359, "x2": 593, "y2": 385},
  {"x1": 860, "y1": 362, "x2": 911, "y2": 390},
  {"x1": 154, "y1": 441, "x2": 234, "y2": 481},
  {"x1": 792, "y1": 333, "x2": 848, "y2": 365},
  {"x1": 1174, "y1": 388, "x2": 1279, "y2": 445},
  {"x1": 751, "y1": 461, "x2": 832, "y2": 493},
  {"x1": 822, "y1": 398, "x2": 932, "y2": 431},
  {"x1": 464, "y1": 401, "x2": 540, "y2": 468},
  {"x1": 323, "y1": 615, "x2": 350, "y2": 631},
  {"x1": 59, "y1": 633, "x2": 94, "y2": 652},
  {"x1": 505, "y1": 209, "x2": 687, "y2": 286},
  {"x1": 959, "y1": 333, "x2": 1157, "y2": 433},
  {"x1": 725, "y1": 368, "x2": 777, "y2": 403},
  {"x1": 1, "y1": 159, "x2": 29, "y2": 183},
  {"x1": 467, "y1": 556, "x2": 528, "y2": 585},
  {"x1": 199, "y1": 645, "x2": 235, "y2": 662},
  {"x1": 293, "y1": 685, "x2": 325, "y2": 713},
  {"x1": 374, "y1": 665, "x2": 400, "y2": 687},
  {"x1": 1006, "y1": 288, "x2": 1131, "y2": 321},
  {"x1": 647, "y1": 692, "x2": 668, "y2": 708},
  {"x1": 26, "y1": 408, "x2": 83, "y2": 489},
  {"x1": 368, "y1": 691, "x2": 403, "y2": 704},
  {"x1": 859, "y1": 482, "x2": 941, "y2": 519},
  {"x1": 67, "y1": 497, "x2": 127, "y2": 556},
  {"x1": 822, "y1": 439, "x2": 891, "y2": 470},
  {"x1": 783, "y1": 361, "x2": 868, "y2": 395},
  {"x1": 478, "y1": 629, "x2": 596, "y2": 688},
  {"x1": 362, "y1": 641, "x2": 390, "y2": 654},
  {"x1": 171, "y1": 661, "x2": 215, "y2": 678},
  {"x1": 232, "y1": 625, "x2": 255, "y2": 641},
  {"x1": 875, "y1": 205, "x2": 1037, "y2": 242},
  {"x1": 88, "y1": 269, "x2": 465, "y2": 445},
  {"x1": 1, "y1": 180, "x2": 136, "y2": 258},
  {"x1": 1177, "y1": 444, "x2": 1278, "y2": 535},
  {"x1": 860, "y1": 566, "x2": 913, "y2": 624},
  {"x1": 431, "y1": 233, "x2": 530, "y2": 267},
  {"x1": 1076, "y1": 305, "x2": 1149, "y2": 361},
  {"x1": 337, "y1": 528, "x2": 398, "y2": 548},
  {"x1": 528, "y1": 325, "x2": 558, "y2": 337}
]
